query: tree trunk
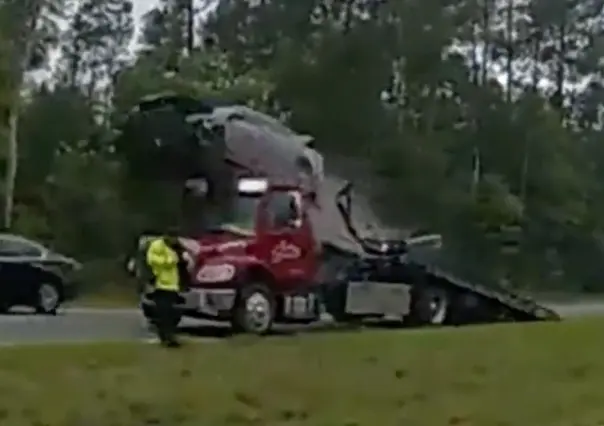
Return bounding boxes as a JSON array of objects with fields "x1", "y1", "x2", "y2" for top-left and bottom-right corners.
[
  {"x1": 3, "y1": 107, "x2": 18, "y2": 228},
  {"x1": 480, "y1": 0, "x2": 492, "y2": 85},
  {"x1": 504, "y1": 0, "x2": 514, "y2": 103},
  {"x1": 185, "y1": 0, "x2": 194, "y2": 54},
  {"x1": 3, "y1": 0, "x2": 42, "y2": 228}
]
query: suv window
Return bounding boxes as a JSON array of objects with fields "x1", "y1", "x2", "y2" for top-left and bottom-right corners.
[{"x1": 0, "y1": 236, "x2": 44, "y2": 257}]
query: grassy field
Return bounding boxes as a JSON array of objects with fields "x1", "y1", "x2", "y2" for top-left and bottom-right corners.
[
  {"x1": 2, "y1": 319, "x2": 604, "y2": 426},
  {"x1": 73, "y1": 289, "x2": 137, "y2": 307}
]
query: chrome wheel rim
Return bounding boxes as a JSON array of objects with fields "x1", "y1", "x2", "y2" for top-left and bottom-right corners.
[
  {"x1": 245, "y1": 292, "x2": 271, "y2": 332},
  {"x1": 39, "y1": 283, "x2": 59, "y2": 312},
  {"x1": 428, "y1": 290, "x2": 448, "y2": 324}
]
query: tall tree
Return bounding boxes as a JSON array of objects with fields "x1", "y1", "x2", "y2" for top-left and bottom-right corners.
[
  {"x1": 0, "y1": 0, "x2": 68, "y2": 229},
  {"x1": 57, "y1": 0, "x2": 134, "y2": 119}
]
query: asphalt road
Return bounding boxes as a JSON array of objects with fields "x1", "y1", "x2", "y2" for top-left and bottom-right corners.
[
  {"x1": 0, "y1": 307, "x2": 344, "y2": 345},
  {"x1": 1, "y1": 301, "x2": 603, "y2": 346},
  {"x1": 547, "y1": 301, "x2": 604, "y2": 318}
]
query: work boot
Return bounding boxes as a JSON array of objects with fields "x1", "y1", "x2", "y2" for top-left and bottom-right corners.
[{"x1": 165, "y1": 339, "x2": 181, "y2": 348}]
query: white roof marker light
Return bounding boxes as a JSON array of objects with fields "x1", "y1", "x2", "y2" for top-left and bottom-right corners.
[{"x1": 238, "y1": 177, "x2": 268, "y2": 193}]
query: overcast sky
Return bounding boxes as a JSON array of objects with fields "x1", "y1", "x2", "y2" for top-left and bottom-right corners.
[
  {"x1": 36, "y1": 0, "x2": 208, "y2": 81},
  {"x1": 131, "y1": 0, "x2": 216, "y2": 46},
  {"x1": 131, "y1": 0, "x2": 158, "y2": 43},
  {"x1": 133, "y1": 0, "x2": 157, "y2": 19}
]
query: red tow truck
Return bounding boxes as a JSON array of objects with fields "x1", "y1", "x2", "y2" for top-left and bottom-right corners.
[{"x1": 119, "y1": 93, "x2": 559, "y2": 336}]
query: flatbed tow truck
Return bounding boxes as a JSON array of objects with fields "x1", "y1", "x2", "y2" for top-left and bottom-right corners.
[{"x1": 117, "y1": 93, "x2": 560, "y2": 335}]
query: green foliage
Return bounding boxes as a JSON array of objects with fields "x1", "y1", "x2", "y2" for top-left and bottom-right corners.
[
  {"x1": 113, "y1": 50, "x2": 272, "y2": 116},
  {"x1": 0, "y1": 0, "x2": 603, "y2": 294}
]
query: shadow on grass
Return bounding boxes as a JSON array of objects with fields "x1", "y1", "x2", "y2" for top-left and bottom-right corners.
[
  {"x1": 175, "y1": 317, "x2": 519, "y2": 344},
  {"x1": 177, "y1": 320, "x2": 374, "y2": 340},
  {"x1": 179, "y1": 324, "x2": 234, "y2": 339}
]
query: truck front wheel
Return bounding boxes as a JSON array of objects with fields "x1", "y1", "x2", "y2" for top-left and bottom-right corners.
[{"x1": 232, "y1": 283, "x2": 275, "y2": 335}]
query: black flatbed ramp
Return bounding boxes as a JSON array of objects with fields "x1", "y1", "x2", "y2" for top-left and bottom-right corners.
[
  {"x1": 321, "y1": 242, "x2": 560, "y2": 324},
  {"x1": 413, "y1": 261, "x2": 561, "y2": 322}
]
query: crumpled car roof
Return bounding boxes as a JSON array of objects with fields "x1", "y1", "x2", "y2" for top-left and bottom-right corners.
[
  {"x1": 191, "y1": 104, "x2": 322, "y2": 184},
  {"x1": 119, "y1": 95, "x2": 324, "y2": 185}
]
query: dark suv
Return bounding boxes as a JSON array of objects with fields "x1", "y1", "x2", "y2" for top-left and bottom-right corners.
[{"x1": 0, "y1": 234, "x2": 81, "y2": 314}]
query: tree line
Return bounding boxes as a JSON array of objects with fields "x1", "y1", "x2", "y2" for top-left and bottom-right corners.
[{"x1": 0, "y1": 0, "x2": 603, "y2": 294}]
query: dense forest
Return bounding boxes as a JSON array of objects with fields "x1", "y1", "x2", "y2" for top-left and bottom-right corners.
[{"x1": 0, "y1": 0, "x2": 603, "y2": 295}]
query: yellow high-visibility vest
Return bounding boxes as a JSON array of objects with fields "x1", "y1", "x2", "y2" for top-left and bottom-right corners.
[{"x1": 146, "y1": 238, "x2": 180, "y2": 292}]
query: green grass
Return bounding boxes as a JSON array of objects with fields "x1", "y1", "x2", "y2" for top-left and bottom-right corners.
[
  {"x1": 69, "y1": 285, "x2": 138, "y2": 308},
  {"x1": 73, "y1": 291, "x2": 137, "y2": 308},
  {"x1": 2, "y1": 319, "x2": 604, "y2": 426}
]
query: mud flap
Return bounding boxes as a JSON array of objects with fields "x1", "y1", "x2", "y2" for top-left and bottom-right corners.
[{"x1": 321, "y1": 281, "x2": 348, "y2": 321}]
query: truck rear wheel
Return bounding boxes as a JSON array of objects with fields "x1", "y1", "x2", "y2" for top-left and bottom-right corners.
[
  {"x1": 408, "y1": 286, "x2": 450, "y2": 326},
  {"x1": 232, "y1": 283, "x2": 275, "y2": 335}
]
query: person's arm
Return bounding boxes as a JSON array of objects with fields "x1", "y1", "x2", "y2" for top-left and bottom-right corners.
[
  {"x1": 146, "y1": 240, "x2": 177, "y2": 267},
  {"x1": 181, "y1": 250, "x2": 195, "y2": 271}
]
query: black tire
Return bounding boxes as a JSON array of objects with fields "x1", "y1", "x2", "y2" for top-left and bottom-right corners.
[
  {"x1": 35, "y1": 282, "x2": 62, "y2": 315},
  {"x1": 0, "y1": 303, "x2": 9, "y2": 314},
  {"x1": 231, "y1": 283, "x2": 275, "y2": 335},
  {"x1": 408, "y1": 286, "x2": 450, "y2": 326}
]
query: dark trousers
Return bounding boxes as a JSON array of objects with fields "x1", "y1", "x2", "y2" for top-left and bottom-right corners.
[{"x1": 150, "y1": 289, "x2": 181, "y2": 346}]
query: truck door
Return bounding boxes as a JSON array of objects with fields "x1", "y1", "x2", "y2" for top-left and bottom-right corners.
[{"x1": 262, "y1": 190, "x2": 315, "y2": 287}]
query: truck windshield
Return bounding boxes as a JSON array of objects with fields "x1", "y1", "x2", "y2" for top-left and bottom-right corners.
[{"x1": 212, "y1": 194, "x2": 260, "y2": 234}]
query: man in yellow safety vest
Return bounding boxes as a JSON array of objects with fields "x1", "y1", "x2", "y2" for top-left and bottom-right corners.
[{"x1": 146, "y1": 232, "x2": 188, "y2": 347}]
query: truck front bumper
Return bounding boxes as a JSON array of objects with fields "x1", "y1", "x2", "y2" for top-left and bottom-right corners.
[{"x1": 141, "y1": 288, "x2": 237, "y2": 318}]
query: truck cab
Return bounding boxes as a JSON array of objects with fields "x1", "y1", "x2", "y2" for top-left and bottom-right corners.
[{"x1": 140, "y1": 176, "x2": 322, "y2": 334}]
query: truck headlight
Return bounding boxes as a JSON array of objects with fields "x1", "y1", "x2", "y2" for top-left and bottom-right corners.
[{"x1": 196, "y1": 264, "x2": 236, "y2": 283}]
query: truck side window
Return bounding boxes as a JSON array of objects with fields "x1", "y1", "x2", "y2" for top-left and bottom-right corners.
[{"x1": 266, "y1": 191, "x2": 301, "y2": 229}]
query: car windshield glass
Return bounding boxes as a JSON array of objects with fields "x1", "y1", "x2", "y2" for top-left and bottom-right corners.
[{"x1": 211, "y1": 195, "x2": 260, "y2": 233}]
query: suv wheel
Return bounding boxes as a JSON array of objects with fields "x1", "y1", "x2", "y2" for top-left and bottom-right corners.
[{"x1": 35, "y1": 282, "x2": 61, "y2": 315}]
